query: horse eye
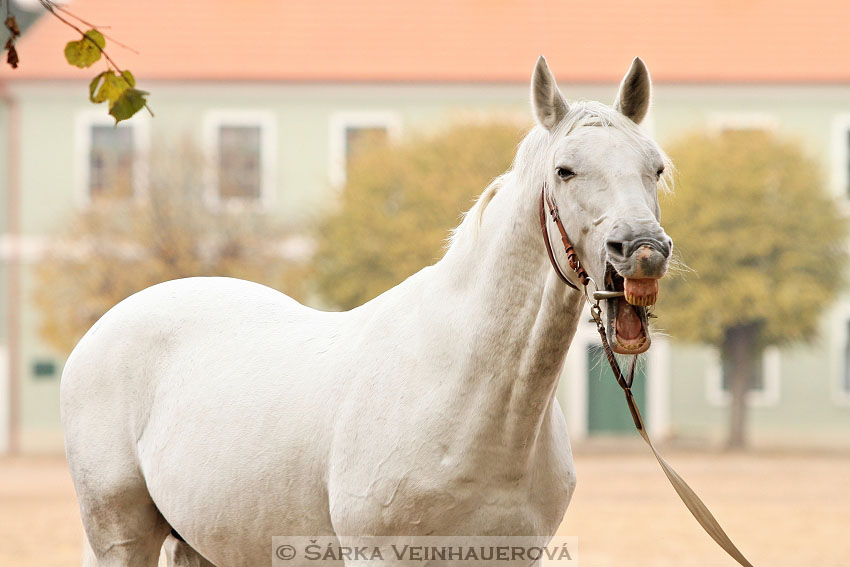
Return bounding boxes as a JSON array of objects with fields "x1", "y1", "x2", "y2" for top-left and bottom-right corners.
[
  {"x1": 556, "y1": 167, "x2": 575, "y2": 180},
  {"x1": 656, "y1": 166, "x2": 665, "y2": 178}
]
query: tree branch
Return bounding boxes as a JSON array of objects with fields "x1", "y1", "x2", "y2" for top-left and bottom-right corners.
[{"x1": 37, "y1": 0, "x2": 152, "y2": 117}]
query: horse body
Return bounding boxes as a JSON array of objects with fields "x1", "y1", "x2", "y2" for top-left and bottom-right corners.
[
  {"x1": 62, "y1": 56, "x2": 672, "y2": 566},
  {"x1": 63, "y1": 243, "x2": 579, "y2": 566}
]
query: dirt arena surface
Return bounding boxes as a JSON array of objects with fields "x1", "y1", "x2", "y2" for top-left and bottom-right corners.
[{"x1": 2, "y1": 450, "x2": 849, "y2": 566}]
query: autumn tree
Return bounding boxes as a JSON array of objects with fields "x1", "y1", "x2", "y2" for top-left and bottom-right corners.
[
  {"x1": 34, "y1": 143, "x2": 310, "y2": 353},
  {"x1": 312, "y1": 121, "x2": 525, "y2": 310},
  {"x1": 659, "y1": 129, "x2": 847, "y2": 448}
]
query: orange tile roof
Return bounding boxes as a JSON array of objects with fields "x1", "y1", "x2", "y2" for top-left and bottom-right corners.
[{"x1": 2, "y1": 0, "x2": 849, "y2": 83}]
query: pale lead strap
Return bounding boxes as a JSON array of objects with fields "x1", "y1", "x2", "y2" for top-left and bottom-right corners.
[{"x1": 590, "y1": 309, "x2": 755, "y2": 567}]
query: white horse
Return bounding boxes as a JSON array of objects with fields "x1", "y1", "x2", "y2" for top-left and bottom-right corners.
[{"x1": 61, "y1": 56, "x2": 672, "y2": 567}]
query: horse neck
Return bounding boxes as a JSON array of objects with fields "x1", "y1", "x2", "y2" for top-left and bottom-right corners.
[{"x1": 435, "y1": 174, "x2": 585, "y2": 450}]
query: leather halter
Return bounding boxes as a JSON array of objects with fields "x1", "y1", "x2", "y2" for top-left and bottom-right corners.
[
  {"x1": 537, "y1": 183, "x2": 755, "y2": 567},
  {"x1": 538, "y1": 184, "x2": 589, "y2": 290}
]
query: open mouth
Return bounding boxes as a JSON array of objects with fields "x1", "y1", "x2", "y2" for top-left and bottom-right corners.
[{"x1": 603, "y1": 264, "x2": 658, "y2": 355}]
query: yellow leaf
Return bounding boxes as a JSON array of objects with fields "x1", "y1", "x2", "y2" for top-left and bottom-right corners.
[{"x1": 64, "y1": 29, "x2": 105, "y2": 69}]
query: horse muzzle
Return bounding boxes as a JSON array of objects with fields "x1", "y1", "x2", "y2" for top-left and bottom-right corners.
[
  {"x1": 606, "y1": 233, "x2": 672, "y2": 281},
  {"x1": 601, "y1": 231, "x2": 672, "y2": 354}
]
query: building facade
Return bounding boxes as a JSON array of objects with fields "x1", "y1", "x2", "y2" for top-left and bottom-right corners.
[{"x1": 2, "y1": 0, "x2": 850, "y2": 452}]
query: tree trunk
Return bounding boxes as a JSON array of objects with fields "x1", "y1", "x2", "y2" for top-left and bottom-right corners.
[{"x1": 721, "y1": 323, "x2": 761, "y2": 449}]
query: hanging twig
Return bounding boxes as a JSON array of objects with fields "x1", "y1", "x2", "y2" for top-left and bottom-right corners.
[
  {"x1": 36, "y1": 0, "x2": 152, "y2": 119},
  {"x1": 38, "y1": 0, "x2": 123, "y2": 72},
  {"x1": 50, "y1": 3, "x2": 140, "y2": 55}
]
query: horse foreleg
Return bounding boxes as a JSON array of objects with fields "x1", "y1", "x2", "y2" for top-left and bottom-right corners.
[{"x1": 162, "y1": 535, "x2": 217, "y2": 567}]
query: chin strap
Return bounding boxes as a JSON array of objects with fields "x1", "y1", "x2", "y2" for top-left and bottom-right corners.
[{"x1": 540, "y1": 184, "x2": 755, "y2": 567}]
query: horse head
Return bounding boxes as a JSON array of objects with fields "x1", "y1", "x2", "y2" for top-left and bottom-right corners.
[{"x1": 532, "y1": 56, "x2": 673, "y2": 354}]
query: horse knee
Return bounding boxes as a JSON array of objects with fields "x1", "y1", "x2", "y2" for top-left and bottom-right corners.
[
  {"x1": 79, "y1": 487, "x2": 170, "y2": 567},
  {"x1": 162, "y1": 535, "x2": 216, "y2": 567},
  {"x1": 87, "y1": 538, "x2": 166, "y2": 567}
]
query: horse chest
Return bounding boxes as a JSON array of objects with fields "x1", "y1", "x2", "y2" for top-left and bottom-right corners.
[{"x1": 328, "y1": 411, "x2": 576, "y2": 535}]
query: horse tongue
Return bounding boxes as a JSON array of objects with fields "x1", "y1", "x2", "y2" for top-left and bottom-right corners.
[
  {"x1": 624, "y1": 278, "x2": 659, "y2": 306},
  {"x1": 616, "y1": 301, "x2": 643, "y2": 340}
]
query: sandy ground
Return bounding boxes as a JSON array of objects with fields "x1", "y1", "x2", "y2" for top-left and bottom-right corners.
[{"x1": 1, "y1": 450, "x2": 849, "y2": 567}]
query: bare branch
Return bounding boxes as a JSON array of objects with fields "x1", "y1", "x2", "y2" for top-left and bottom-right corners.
[{"x1": 51, "y1": 3, "x2": 141, "y2": 55}]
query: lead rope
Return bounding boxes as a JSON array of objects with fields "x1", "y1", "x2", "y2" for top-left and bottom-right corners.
[
  {"x1": 540, "y1": 186, "x2": 755, "y2": 567},
  {"x1": 589, "y1": 304, "x2": 754, "y2": 567}
]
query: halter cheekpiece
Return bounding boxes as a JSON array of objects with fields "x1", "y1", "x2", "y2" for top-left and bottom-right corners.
[{"x1": 538, "y1": 183, "x2": 590, "y2": 290}]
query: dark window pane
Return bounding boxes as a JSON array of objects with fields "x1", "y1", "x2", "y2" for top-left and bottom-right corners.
[
  {"x1": 345, "y1": 126, "x2": 388, "y2": 176},
  {"x1": 89, "y1": 125, "x2": 134, "y2": 199},
  {"x1": 32, "y1": 359, "x2": 57, "y2": 380},
  {"x1": 721, "y1": 354, "x2": 764, "y2": 392},
  {"x1": 218, "y1": 126, "x2": 262, "y2": 199}
]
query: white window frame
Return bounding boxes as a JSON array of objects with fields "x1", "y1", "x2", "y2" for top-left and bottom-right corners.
[
  {"x1": 830, "y1": 114, "x2": 850, "y2": 199},
  {"x1": 706, "y1": 346, "x2": 781, "y2": 407},
  {"x1": 708, "y1": 112, "x2": 778, "y2": 133},
  {"x1": 202, "y1": 110, "x2": 277, "y2": 210},
  {"x1": 328, "y1": 111, "x2": 401, "y2": 187},
  {"x1": 74, "y1": 110, "x2": 150, "y2": 208},
  {"x1": 827, "y1": 302, "x2": 850, "y2": 406}
]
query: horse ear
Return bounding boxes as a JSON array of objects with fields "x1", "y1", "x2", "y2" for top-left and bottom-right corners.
[
  {"x1": 614, "y1": 57, "x2": 651, "y2": 124},
  {"x1": 532, "y1": 56, "x2": 568, "y2": 131}
]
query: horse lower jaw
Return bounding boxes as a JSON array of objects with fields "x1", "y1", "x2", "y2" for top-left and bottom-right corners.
[
  {"x1": 607, "y1": 298, "x2": 651, "y2": 354},
  {"x1": 604, "y1": 268, "x2": 652, "y2": 355}
]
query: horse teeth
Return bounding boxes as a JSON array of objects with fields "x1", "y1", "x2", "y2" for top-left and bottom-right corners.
[
  {"x1": 619, "y1": 336, "x2": 648, "y2": 351},
  {"x1": 624, "y1": 292, "x2": 656, "y2": 306},
  {"x1": 624, "y1": 291, "x2": 657, "y2": 306},
  {"x1": 624, "y1": 278, "x2": 659, "y2": 307}
]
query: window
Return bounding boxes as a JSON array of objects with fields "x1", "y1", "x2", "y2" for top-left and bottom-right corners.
[
  {"x1": 76, "y1": 112, "x2": 148, "y2": 205},
  {"x1": 344, "y1": 126, "x2": 389, "y2": 176},
  {"x1": 843, "y1": 320, "x2": 850, "y2": 397},
  {"x1": 89, "y1": 125, "x2": 134, "y2": 199},
  {"x1": 832, "y1": 116, "x2": 850, "y2": 198},
  {"x1": 203, "y1": 111, "x2": 276, "y2": 207},
  {"x1": 828, "y1": 310, "x2": 850, "y2": 405},
  {"x1": 707, "y1": 347, "x2": 780, "y2": 406},
  {"x1": 329, "y1": 112, "x2": 400, "y2": 186},
  {"x1": 721, "y1": 354, "x2": 764, "y2": 393},
  {"x1": 843, "y1": 128, "x2": 850, "y2": 197},
  {"x1": 32, "y1": 359, "x2": 57, "y2": 380},
  {"x1": 218, "y1": 125, "x2": 262, "y2": 199}
]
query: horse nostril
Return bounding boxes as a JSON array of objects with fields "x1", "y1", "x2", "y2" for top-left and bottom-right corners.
[
  {"x1": 626, "y1": 237, "x2": 671, "y2": 259},
  {"x1": 607, "y1": 240, "x2": 626, "y2": 258},
  {"x1": 653, "y1": 238, "x2": 672, "y2": 258}
]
